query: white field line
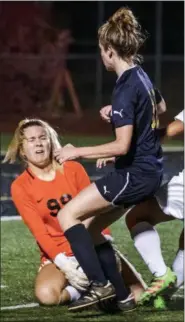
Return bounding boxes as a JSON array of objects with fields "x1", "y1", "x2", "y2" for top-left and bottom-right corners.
[
  {"x1": 162, "y1": 146, "x2": 184, "y2": 152},
  {"x1": 1, "y1": 303, "x2": 39, "y2": 311},
  {"x1": 1, "y1": 216, "x2": 22, "y2": 221},
  {"x1": 1, "y1": 293, "x2": 183, "y2": 311},
  {"x1": 0, "y1": 285, "x2": 7, "y2": 289}
]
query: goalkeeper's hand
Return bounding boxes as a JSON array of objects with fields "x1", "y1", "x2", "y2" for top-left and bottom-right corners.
[{"x1": 54, "y1": 253, "x2": 90, "y2": 291}]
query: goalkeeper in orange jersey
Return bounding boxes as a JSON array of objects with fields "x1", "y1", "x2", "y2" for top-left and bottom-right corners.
[{"x1": 3, "y1": 118, "x2": 146, "y2": 307}]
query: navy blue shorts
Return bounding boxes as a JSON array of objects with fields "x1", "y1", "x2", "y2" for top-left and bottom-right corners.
[{"x1": 95, "y1": 169, "x2": 162, "y2": 208}]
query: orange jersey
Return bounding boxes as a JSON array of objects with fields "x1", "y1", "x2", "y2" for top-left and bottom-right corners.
[{"x1": 11, "y1": 161, "x2": 111, "y2": 260}]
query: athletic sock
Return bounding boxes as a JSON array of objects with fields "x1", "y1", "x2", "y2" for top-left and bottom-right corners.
[
  {"x1": 95, "y1": 241, "x2": 129, "y2": 300},
  {"x1": 172, "y1": 249, "x2": 184, "y2": 287},
  {"x1": 131, "y1": 222, "x2": 167, "y2": 277},
  {"x1": 64, "y1": 224, "x2": 107, "y2": 285},
  {"x1": 65, "y1": 285, "x2": 81, "y2": 302}
]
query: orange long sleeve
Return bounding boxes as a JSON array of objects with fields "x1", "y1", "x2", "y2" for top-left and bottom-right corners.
[{"x1": 11, "y1": 182, "x2": 62, "y2": 259}]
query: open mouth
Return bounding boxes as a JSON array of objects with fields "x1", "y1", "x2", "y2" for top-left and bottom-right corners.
[{"x1": 35, "y1": 150, "x2": 44, "y2": 154}]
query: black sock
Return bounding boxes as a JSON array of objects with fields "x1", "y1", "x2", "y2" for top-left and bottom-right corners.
[
  {"x1": 95, "y1": 241, "x2": 130, "y2": 301},
  {"x1": 64, "y1": 224, "x2": 107, "y2": 285}
]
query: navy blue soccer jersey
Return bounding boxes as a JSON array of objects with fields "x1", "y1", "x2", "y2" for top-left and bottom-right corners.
[{"x1": 111, "y1": 65, "x2": 163, "y2": 175}]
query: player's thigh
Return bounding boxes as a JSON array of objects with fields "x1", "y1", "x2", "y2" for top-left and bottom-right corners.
[
  {"x1": 155, "y1": 172, "x2": 184, "y2": 220},
  {"x1": 125, "y1": 197, "x2": 175, "y2": 230},
  {"x1": 59, "y1": 182, "x2": 111, "y2": 222},
  {"x1": 84, "y1": 206, "x2": 126, "y2": 244},
  {"x1": 35, "y1": 263, "x2": 67, "y2": 296}
]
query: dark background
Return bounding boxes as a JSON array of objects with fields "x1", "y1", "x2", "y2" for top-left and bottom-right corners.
[
  {"x1": 0, "y1": 1, "x2": 184, "y2": 133},
  {"x1": 52, "y1": 1, "x2": 184, "y2": 55}
]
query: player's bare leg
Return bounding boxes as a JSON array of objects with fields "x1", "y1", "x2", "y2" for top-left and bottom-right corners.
[
  {"x1": 57, "y1": 183, "x2": 136, "y2": 312},
  {"x1": 84, "y1": 208, "x2": 146, "y2": 303},
  {"x1": 35, "y1": 263, "x2": 80, "y2": 305},
  {"x1": 125, "y1": 197, "x2": 175, "y2": 229},
  {"x1": 58, "y1": 182, "x2": 113, "y2": 231}
]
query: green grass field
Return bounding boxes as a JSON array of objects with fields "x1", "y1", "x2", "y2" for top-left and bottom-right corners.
[
  {"x1": 1, "y1": 132, "x2": 184, "y2": 321},
  {"x1": 1, "y1": 218, "x2": 184, "y2": 322}
]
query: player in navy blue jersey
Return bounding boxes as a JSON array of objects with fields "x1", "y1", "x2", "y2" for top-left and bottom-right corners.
[
  {"x1": 54, "y1": 7, "x2": 164, "y2": 312},
  {"x1": 97, "y1": 88, "x2": 166, "y2": 166}
]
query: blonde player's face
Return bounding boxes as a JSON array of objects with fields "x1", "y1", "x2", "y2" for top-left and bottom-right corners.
[
  {"x1": 22, "y1": 126, "x2": 51, "y2": 167},
  {"x1": 99, "y1": 43, "x2": 114, "y2": 71}
]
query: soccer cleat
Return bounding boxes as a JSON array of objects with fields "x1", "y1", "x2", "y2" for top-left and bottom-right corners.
[
  {"x1": 98, "y1": 293, "x2": 136, "y2": 313},
  {"x1": 153, "y1": 295, "x2": 167, "y2": 310},
  {"x1": 138, "y1": 267, "x2": 177, "y2": 305},
  {"x1": 68, "y1": 281, "x2": 115, "y2": 312},
  {"x1": 117, "y1": 293, "x2": 136, "y2": 312}
]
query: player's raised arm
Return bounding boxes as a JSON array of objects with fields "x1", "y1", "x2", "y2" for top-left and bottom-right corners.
[
  {"x1": 54, "y1": 85, "x2": 135, "y2": 163},
  {"x1": 54, "y1": 124, "x2": 133, "y2": 163}
]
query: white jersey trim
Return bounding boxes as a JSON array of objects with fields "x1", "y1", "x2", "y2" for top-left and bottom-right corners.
[
  {"x1": 112, "y1": 172, "x2": 130, "y2": 206},
  {"x1": 175, "y1": 110, "x2": 184, "y2": 123}
]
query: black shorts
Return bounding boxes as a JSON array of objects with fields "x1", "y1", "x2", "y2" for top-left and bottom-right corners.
[{"x1": 95, "y1": 169, "x2": 162, "y2": 207}]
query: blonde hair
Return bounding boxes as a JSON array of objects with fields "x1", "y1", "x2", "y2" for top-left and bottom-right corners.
[
  {"x1": 98, "y1": 7, "x2": 147, "y2": 63},
  {"x1": 3, "y1": 118, "x2": 62, "y2": 171}
]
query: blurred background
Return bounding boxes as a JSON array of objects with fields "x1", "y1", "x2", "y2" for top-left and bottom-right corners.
[
  {"x1": 0, "y1": 1, "x2": 184, "y2": 217},
  {"x1": 0, "y1": 1, "x2": 184, "y2": 135}
]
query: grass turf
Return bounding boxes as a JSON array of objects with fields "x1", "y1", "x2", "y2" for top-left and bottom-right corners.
[{"x1": 1, "y1": 219, "x2": 184, "y2": 322}]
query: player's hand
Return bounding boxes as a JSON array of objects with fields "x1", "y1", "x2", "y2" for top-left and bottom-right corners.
[
  {"x1": 54, "y1": 146, "x2": 78, "y2": 164},
  {"x1": 64, "y1": 257, "x2": 90, "y2": 291},
  {"x1": 100, "y1": 105, "x2": 112, "y2": 123},
  {"x1": 54, "y1": 254, "x2": 90, "y2": 291},
  {"x1": 96, "y1": 157, "x2": 116, "y2": 168}
]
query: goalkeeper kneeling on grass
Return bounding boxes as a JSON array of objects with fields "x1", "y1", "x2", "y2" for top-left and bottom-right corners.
[{"x1": 3, "y1": 118, "x2": 146, "y2": 307}]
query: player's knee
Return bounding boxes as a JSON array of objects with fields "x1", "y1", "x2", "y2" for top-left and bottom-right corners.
[
  {"x1": 125, "y1": 206, "x2": 146, "y2": 231},
  {"x1": 35, "y1": 285, "x2": 60, "y2": 306},
  {"x1": 57, "y1": 207, "x2": 74, "y2": 231},
  {"x1": 125, "y1": 210, "x2": 143, "y2": 231}
]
